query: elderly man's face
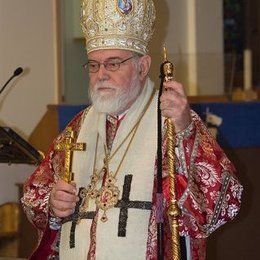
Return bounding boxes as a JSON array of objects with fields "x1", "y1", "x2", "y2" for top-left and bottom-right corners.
[{"x1": 88, "y1": 49, "x2": 142, "y2": 115}]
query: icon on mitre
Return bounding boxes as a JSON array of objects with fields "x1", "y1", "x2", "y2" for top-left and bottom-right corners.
[{"x1": 118, "y1": 0, "x2": 133, "y2": 15}]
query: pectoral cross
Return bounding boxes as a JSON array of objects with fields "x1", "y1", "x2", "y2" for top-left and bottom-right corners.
[{"x1": 54, "y1": 127, "x2": 86, "y2": 183}]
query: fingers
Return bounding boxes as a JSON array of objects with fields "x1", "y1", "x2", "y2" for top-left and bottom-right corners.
[
  {"x1": 59, "y1": 179, "x2": 77, "y2": 192},
  {"x1": 50, "y1": 200, "x2": 76, "y2": 217},
  {"x1": 160, "y1": 80, "x2": 191, "y2": 132},
  {"x1": 163, "y1": 80, "x2": 185, "y2": 96},
  {"x1": 160, "y1": 81, "x2": 187, "y2": 114},
  {"x1": 49, "y1": 179, "x2": 79, "y2": 218}
]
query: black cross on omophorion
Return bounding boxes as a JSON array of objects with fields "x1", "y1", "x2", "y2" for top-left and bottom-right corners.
[{"x1": 115, "y1": 174, "x2": 152, "y2": 237}]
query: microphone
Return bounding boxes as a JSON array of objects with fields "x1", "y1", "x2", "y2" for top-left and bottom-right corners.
[
  {"x1": 0, "y1": 67, "x2": 23, "y2": 95},
  {"x1": 13, "y1": 67, "x2": 23, "y2": 77}
]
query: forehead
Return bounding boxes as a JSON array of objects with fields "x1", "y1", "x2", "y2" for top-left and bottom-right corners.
[{"x1": 88, "y1": 49, "x2": 132, "y2": 60}]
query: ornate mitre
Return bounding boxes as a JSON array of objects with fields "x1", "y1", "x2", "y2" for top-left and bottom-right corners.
[{"x1": 80, "y1": 0, "x2": 156, "y2": 55}]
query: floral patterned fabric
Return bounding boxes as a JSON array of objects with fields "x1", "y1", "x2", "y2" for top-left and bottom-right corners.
[{"x1": 21, "y1": 109, "x2": 242, "y2": 260}]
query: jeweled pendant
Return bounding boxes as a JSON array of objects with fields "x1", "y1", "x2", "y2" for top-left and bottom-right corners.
[{"x1": 96, "y1": 175, "x2": 120, "y2": 222}]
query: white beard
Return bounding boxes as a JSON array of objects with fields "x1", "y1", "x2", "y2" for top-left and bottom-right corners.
[{"x1": 89, "y1": 73, "x2": 141, "y2": 115}]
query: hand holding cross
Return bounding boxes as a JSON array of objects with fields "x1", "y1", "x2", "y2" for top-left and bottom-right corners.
[{"x1": 55, "y1": 127, "x2": 86, "y2": 183}]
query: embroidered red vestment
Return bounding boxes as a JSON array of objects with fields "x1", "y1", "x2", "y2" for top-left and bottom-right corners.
[{"x1": 22, "y1": 109, "x2": 242, "y2": 260}]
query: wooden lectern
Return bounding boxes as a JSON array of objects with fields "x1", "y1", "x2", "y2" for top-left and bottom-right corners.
[{"x1": 0, "y1": 126, "x2": 44, "y2": 165}]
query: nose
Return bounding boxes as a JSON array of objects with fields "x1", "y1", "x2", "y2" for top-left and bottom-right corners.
[{"x1": 97, "y1": 64, "x2": 109, "y2": 81}]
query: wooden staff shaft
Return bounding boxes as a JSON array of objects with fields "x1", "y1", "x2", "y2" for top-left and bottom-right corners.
[{"x1": 162, "y1": 46, "x2": 181, "y2": 260}]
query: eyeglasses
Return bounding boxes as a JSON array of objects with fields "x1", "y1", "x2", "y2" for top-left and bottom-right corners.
[{"x1": 83, "y1": 56, "x2": 135, "y2": 73}]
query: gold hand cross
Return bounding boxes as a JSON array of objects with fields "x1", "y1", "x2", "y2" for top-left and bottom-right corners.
[{"x1": 55, "y1": 127, "x2": 86, "y2": 183}]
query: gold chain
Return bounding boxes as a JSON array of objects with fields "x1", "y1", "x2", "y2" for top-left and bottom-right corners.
[{"x1": 103, "y1": 118, "x2": 140, "y2": 178}]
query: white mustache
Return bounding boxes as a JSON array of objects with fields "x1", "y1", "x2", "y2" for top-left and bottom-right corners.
[{"x1": 93, "y1": 82, "x2": 118, "y2": 91}]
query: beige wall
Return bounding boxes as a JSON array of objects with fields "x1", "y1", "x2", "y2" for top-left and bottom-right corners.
[
  {"x1": 196, "y1": 0, "x2": 224, "y2": 95},
  {"x1": 0, "y1": 0, "x2": 59, "y2": 203},
  {"x1": 0, "y1": 0, "x2": 59, "y2": 138}
]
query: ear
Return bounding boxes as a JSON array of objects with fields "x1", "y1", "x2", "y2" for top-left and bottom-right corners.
[{"x1": 139, "y1": 55, "x2": 151, "y2": 81}]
